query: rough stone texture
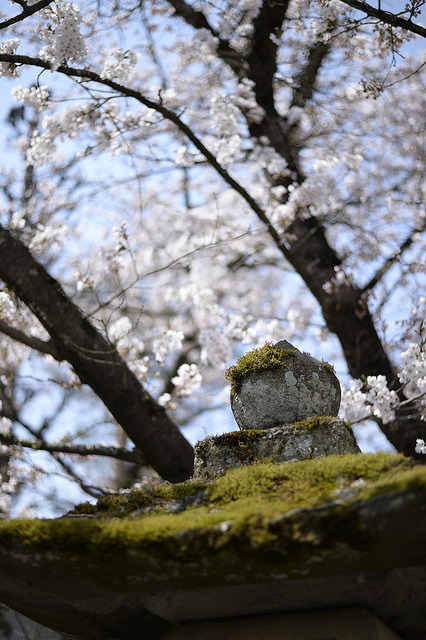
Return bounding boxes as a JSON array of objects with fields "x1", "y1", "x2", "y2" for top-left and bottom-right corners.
[
  {"x1": 193, "y1": 418, "x2": 361, "y2": 480},
  {"x1": 230, "y1": 341, "x2": 341, "y2": 430}
]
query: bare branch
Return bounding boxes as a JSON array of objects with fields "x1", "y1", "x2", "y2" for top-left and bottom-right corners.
[
  {"x1": 0, "y1": 0, "x2": 54, "y2": 31},
  {"x1": 0, "y1": 430, "x2": 146, "y2": 465},
  {"x1": 337, "y1": 0, "x2": 426, "y2": 38},
  {"x1": 363, "y1": 221, "x2": 426, "y2": 292},
  {"x1": 52, "y1": 455, "x2": 107, "y2": 499},
  {"x1": 0, "y1": 318, "x2": 61, "y2": 359}
]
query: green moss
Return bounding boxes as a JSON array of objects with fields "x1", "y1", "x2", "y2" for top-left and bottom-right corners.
[
  {"x1": 225, "y1": 342, "x2": 296, "y2": 395},
  {"x1": 0, "y1": 453, "x2": 424, "y2": 569},
  {"x1": 211, "y1": 430, "x2": 264, "y2": 461},
  {"x1": 292, "y1": 415, "x2": 341, "y2": 431},
  {"x1": 70, "y1": 479, "x2": 208, "y2": 517},
  {"x1": 72, "y1": 501, "x2": 98, "y2": 515},
  {"x1": 321, "y1": 360, "x2": 335, "y2": 373}
]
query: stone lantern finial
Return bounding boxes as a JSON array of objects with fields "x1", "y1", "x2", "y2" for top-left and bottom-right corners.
[
  {"x1": 193, "y1": 341, "x2": 360, "y2": 480},
  {"x1": 228, "y1": 340, "x2": 341, "y2": 430}
]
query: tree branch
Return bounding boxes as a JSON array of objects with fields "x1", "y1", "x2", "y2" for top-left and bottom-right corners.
[
  {"x1": 53, "y1": 454, "x2": 107, "y2": 498},
  {"x1": 0, "y1": 318, "x2": 60, "y2": 359},
  {"x1": 0, "y1": 430, "x2": 147, "y2": 465},
  {"x1": 0, "y1": 53, "x2": 292, "y2": 284},
  {"x1": 165, "y1": 0, "x2": 301, "y2": 178},
  {"x1": 290, "y1": 41, "x2": 330, "y2": 108},
  {"x1": 246, "y1": 0, "x2": 291, "y2": 112},
  {"x1": 337, "y1": 0, "x2": 426, "y2": 38},
  {"x1": 165, "y1": 0, "x2": 246, "y2": 77},
  {"x1": 363, "y1": 221, "x2": 426, "y2": 293},
  {"x1": 0, "y1": 0, "x2": 53, "y2": 30},
  {"x1": 0, "y1": 54, "x2": 270, "y2": 210}
]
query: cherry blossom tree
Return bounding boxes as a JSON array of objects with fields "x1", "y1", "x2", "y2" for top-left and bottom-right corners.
[{"x1": 0, "y1": 0, "x2": 424, "y2": 515}]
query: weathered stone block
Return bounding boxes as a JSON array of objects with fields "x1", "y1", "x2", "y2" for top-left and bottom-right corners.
[{"x1": 193, "y1": 417, "x2": 360, "y2": 480}]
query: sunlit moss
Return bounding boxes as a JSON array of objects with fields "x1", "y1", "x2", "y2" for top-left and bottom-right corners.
[
  {"x1": 225, "y1": 343, "x2": 296, "y2": 395},
  {"x1": 0, "y1": 453, "x2": 424, "y2": 564},
  {"x1": 208, "y1": 430, "x2": 264, "y2": 461}
]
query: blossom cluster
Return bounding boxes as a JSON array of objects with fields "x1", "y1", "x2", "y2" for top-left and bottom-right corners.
[
  {"x1": 340, "y1": 330, "x2": 426, "y2": 453},
  {"x1": 17, "y1": 99, "x2": 157, "y2": 167},
  {"x1": 415, "y1": 439, "x2": 426, "y2": 454},
  {"x1": 398, "y1": 341, "x2": 426, "y2": 407},
  {"x1": 38, "y1": 2, "x2": 88, "y2": 70},
  {"x1": 171, "y1": 363, "x2": 202, "y2": 397},
  {"x1": 102, "y1": 47, "x2": 139, "y2": 82},
  {"x1": 0, "y1": 416, "x2": 15, "y2": 516},
  {"x1": 209, "y1": 91, "x2": 242, "y2": 166},
  {"x1": 340, "y1": 375, "x2": 400, "y2": 424},
  {"x1": 0, "y1": 38, "x2": 20, "y2": 78},
  {"x1": 11, "y1": 85, "x2": 49, "y2": 111},
  {"x1": 153, "y1": 329, "x2": 184, "y2": 365},
  {"x1": 108, "y1": 316, "x2": 149, "y2": 381}
]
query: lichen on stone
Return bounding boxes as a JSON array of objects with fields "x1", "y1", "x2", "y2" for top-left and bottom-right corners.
[{"x1": 225, "y1": 342, "x2": 296, "y2": 395}]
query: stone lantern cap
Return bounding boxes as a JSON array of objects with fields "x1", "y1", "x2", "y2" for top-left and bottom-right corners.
[{"x1": 226, "y1": 340, "x2": 341, "y2": 430}]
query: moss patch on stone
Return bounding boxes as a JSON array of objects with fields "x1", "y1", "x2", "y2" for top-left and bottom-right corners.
[
  {"x1": 292, "y1": 415, "x2": 349, "y2": 431},
  {"x1": 0, "y1": 453, "x2": 425, "y2": 566},
  {"x1": 209, "y1": 430, "x2": 264, "y2": 461},
  {"x1": 71, "y1": 478, "x2": 208, "y2": 517},
  {"x1": 225, "y1": 342, "x2": 296, "y2": 395},
  {"x1": 321, "y1": 360, "x2": 335, "y2": 373}
]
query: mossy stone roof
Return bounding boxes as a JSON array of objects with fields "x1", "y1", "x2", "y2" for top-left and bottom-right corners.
[{"x1": 0, "y1": 453, "x2": 425, "y2": 639}]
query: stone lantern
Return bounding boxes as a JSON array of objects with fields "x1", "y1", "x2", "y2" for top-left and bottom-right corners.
[{"x1": 193, "y1": 340, "x2": 360, "y2": 480}]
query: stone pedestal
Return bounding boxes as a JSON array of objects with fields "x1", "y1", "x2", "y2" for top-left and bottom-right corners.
[
  {"x1": 195, "y1": 341, "x2": 357, "y2": 480},
  {"x1": 1, "y1": 341, "x2": 424, "y2": 640},
  {"x1": 193, "y1": 417, "x2": 360, "y2": 480}
]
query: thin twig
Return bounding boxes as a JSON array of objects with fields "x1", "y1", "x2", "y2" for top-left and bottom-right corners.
[{"x1": 363, "y1": 221, "x2": 426, "y2": 293}]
